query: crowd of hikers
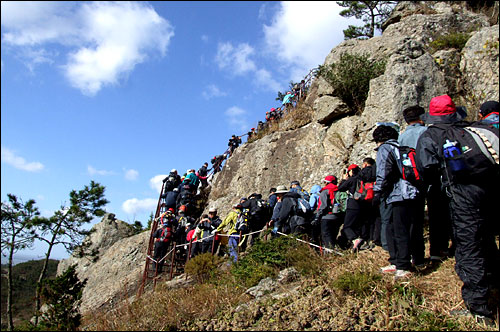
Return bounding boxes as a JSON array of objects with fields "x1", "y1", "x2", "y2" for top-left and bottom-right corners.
[{"x1": 152, "y1": 95, "x2": 499, "y2": 322}]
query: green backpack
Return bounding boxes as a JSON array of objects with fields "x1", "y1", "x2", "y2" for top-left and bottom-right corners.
[{"x1": 332, "y1": 191, "x2": 349, "y2": 214}]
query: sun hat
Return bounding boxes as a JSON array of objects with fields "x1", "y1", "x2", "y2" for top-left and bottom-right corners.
[
  {"x1": 323, "y1": 175, "x2": 336, "y2": 183},
  {"x1": 275, "y1": 185, "x2": 289, "y2": 194},
  {"x1": 347, "y1": 164, "x2": 359, "y2": 172},
  {"x1": 208, "y1": 207, "x2": 217, "y2": 213}
]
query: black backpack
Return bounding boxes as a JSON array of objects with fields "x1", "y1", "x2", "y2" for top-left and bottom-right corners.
[
  {"x1": 163, "y1": 173, "x2": 177, "y2": 192},
  {"x1": 434, "y1": 122, "x2": 499, "y2": 181},
  {"x1": 387, "y1": 143, "x2": 423, "y2": 187}
]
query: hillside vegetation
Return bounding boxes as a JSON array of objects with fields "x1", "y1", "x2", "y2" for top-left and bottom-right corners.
[
  {"x1": 81, "y1": 234, "x2": 498, "y2": 331},
  {"x1": 1, "y1": 259, "x2": 59, "y2": 329}
]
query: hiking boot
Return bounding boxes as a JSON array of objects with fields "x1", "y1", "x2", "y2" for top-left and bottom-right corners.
[
  {"x1": 352, "y1": 238, "x2": 363, "y2": 251},
  {"x1": 394, "y1": 269, "x2": 412, "y2": 280},
  {"x1": 380, "y1": 264, "x2": 397, "y2": 274},
  {"x1": 358, "y1": 241, "x2": 372, "y2": 251}
]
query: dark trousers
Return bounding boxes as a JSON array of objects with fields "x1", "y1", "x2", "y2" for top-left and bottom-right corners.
[
  {"x1": 427, "y1": 183, "x2": 453, "y2": 257},
  {"x1": 321, "y1": 214, "x2": 342, "y2": 249},
  {"x1": 448, "y1": 183, "x2": 491, "y2": 312},
  {"x1": 153, "y1": 241, "x2": 169, "y2": 273},
  {"x1": 387, "y1": 200, "x2": 418, "y2": 271},
  {"x1": 342, "y1": 208, "x2": 361, "y2": 241}
]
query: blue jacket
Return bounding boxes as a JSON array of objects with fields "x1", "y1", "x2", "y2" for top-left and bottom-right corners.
[
  {"x1": 480, "y1": 112, "x2": 499, "y2": 129},
  {"x1": 398, "y1": 123, "x2": 427, "y2": 149},
  {"x1": 373, "y1": 139, "x2": 419, "y2": 203},
  {"x1": 309, "y1": 185, "x2": 322, "y2": 211}
]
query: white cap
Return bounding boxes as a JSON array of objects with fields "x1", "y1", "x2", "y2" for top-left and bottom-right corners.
[
  {"x1": 171, "y1": 169, "x2": 177, "y2": 173},
  {"x1": 208, "y1": 207, "x2": 217, "y2": 213}
]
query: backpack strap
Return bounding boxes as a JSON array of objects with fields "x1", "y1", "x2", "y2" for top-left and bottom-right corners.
[{"x1": 467, "y1": 127, "x2": 499, "y2": 164}]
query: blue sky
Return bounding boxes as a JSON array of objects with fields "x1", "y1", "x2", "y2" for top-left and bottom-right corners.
[{"x1": 1, "y1": 1, "x2": 362, "y2": 261}]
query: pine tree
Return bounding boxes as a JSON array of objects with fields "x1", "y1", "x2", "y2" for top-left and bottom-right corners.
[
  {"x1": 337, "y1": 1, "x2": 397, "y2": 39},
  {"x1": 1, "y1": 194, "x2": 39, "y2": 331},
  {"x1": 38, "y1": 264, "x2": 86, "y2": 331}
]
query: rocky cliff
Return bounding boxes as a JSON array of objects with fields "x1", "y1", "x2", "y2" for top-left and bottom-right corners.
[{"x1": 58, "y1": 1, "x2": 499, "y2": 316}]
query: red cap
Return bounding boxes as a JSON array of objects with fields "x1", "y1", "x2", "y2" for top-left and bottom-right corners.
[
  {"x1": 347, "y1": 164, "x2": 359, "y2": 171},
  {"x1": 270, "y1": 108, "x2": 275, "y2": 112},
  {"x1": 429, "y1": 95, "x2": 456, "y2": 116},
  {"x1": 168, "y1": 208, "x2": 175, "y2": 213},
  {"x1": 324, "y1": 175, "x2": 336, "y2": 183},
  {"x1": 179, "y1": 205, "x2": 187, "y2": 212}
]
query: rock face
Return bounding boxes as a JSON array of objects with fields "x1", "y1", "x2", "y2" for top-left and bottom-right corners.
[
  {"x1": 207, "y1": 2, "x2": 499, "y2": 219},
  {"x1": 60, "y1": 1, "x2": 499, "y2": 317},
  {"x1": 57, "y1": 214, "x2": 149, "y2": 314}
]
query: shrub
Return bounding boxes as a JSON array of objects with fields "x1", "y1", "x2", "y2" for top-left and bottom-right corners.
[
  {"x1": 429, "y1": 32, "x2": 471, "y2": 53},
  {"x1": 184, "y1": 253, "x2": 224, "y2": 284},
  {"x1": 318, "y1": 52, "x2": 386, "y2": 113},
  {"x1": 231, "y1": 236, "x2": 317, "y2": 288},
  {"x1": 333, "y1": 271, "x2": 381, "y2": 297}
]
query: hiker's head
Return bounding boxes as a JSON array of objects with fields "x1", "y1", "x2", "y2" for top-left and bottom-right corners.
[
  {"x1": 347, "y1": 164, "x2": 360, "y2": 177},
  {"x1": 479, "y1": 100, "x2": 499, "y2": 118},
  {"x1": 290, "y1": 180, "x2": 300, "y2": 189},
  {"x1": 323, "y1": 175, "x2": 337, "y2": 185},
  {"x1": 240, "y1": 197, "x2": 248, "y2": 204},
  {"x1": 421, "y1": 94, "x2": 466, "y2": 124},
  {"x1": 208, "y1": 207, "x2": 217, "y2": 216},
  {"x1": 403, "y1": 105, "x2": 425, "y2": 124},
  {"x1": 373, "y1": 125, "x2": 399, "y2": 144},
  {"x1": 275, "y1": 185, "x2": 288, "y2": 199},
  {"x1": 362, "y1": 157, "x2": 375, "y2": 168},
  {"x1": 233, "y1": 203, "x2": 242, "y2": 210},
  {"x1": 269, "y1": 187, "x2": 277, "y2": 194},
  {"x1": 170, "y1": 169, "x2": 177, "y2": 174}
]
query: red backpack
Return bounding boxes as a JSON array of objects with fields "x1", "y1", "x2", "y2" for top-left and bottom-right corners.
[{"x1": 354, "y1": 180, "x2": 374, "y2": 201}]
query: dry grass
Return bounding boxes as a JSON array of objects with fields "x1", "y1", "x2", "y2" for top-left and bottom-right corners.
[{"x1": 81, "y1": 238, "x2": 499, "y2": 331}]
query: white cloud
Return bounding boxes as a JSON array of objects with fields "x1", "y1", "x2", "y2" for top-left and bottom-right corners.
[
  {"x1": 87, "y1": 165, "x2": 114, "y2": 176},
  {"x1": 124, "y1": 168, "x2": 139, "y2": 181},
  {"x1": 1, "y1": 146, "x2": 44, "y2": 172},
  {"x1": 225, "y1": 106, "x2": 249, "y2": 132},
  {"x1": 254, "y1": 68, "x2": 282, "y2": 92},
  {"x1": 263, "y1": 1, "x2": 362, "y2": 81},
  {"x1": 202, "y1": 84, "x2": 227, "y2": 100},
  {"x1": 215, "y1": 42, "x2": 256, "y2": 75},
  {"x1": 122, "y1": 198, "x2": 157, "y2": 215},
  {"x1": 201, "y1": 34, "x2": 209, "y2": 43},
  {"x1": 150, "y1": 174, "x2": 167, "y2": 194},
  {"x1": 1, "y1": 2, "x2": 174, "y2": 96}
]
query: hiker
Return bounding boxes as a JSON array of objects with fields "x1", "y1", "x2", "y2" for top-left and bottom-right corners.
[
  {"x1": 247, "y1": 128, "x2": 256, "y2": 140},
  {"x1": 311, "y1": 175, "x2": 341, "y2": 250},
  {"x1": 163, "y1": 188, "x2": 179, "y2": 212},
  {"x1": 416, "y1": 94, "x2": 499, "y2": 319},
  {"x1": 478, "y1": 100, "x2": 499, "y2": 129},
  {"x1": 270, "y1": 185, "x2": 289, "y2": 235},
  {"x1": 357, "y1": 157, "x2": 379, "y2": 250},
  {"x1": 211, "y1": 154, "x2": 226, "y2": 174},
  {"x1": 206, "y1": 207, "x2": 222, "y2": 255},
  {"x1": 309, "y1": 184, "x2": 322, "y2": 211},
  {"x1": 397, "y1": 106, "x2": 427, "y2": 262},
  {"x1": 268, "y1": 187, "x2": 277, "y2": 209},
  {"x1": 275, "y1": 185, "x2": 309, "y2": 235},
  {"x1": 228, "y1": 135, "x2": 242, "y2": 156},
  {"x1": 240, "y1": 193, "x2": 270, "y2": 244},
  {"x1": 217, "y1": 203, "x2": 243, "y2": 262},
  {"x1": 282, "y1": 91, "x2": 295, "y2": 113},
  {"x1": 337, "y1": 164, "x2": 364, "y2": 250},
  {"x1": 290, "y1": 181, "x2": 310, "y2": 201},
  {"x1": 176, "y1": 179, "x2": 195, "y2": 214},
  {"x1": 197, "y1": 162, "x2": 209, "y2": 188},
  {"x1": 257, "y1": 121, "x2": 265, "y2": 133},
  {"x1": 184, "y1": 169, "x2": 200, "y2": 191},
  {"x1": 175, "y1": 206, "x2": 195, "y2": 259},
  {"x1": 162, "y1": 169, "x2": 181, "y2": 193},
  {"x1": 152, "y1": 220, "x2": 173, "y2": 274},
  {"x1": 372, "y1": 124, "x2": 423, "y2": 280}
]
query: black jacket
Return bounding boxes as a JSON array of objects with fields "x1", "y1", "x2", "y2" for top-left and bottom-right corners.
[
  {"x1": 276, "y1": 192, "x2": 301, "y2": 228},
  {"x1": 337, "y1": 175, "x2": 362, "y2": 210}
]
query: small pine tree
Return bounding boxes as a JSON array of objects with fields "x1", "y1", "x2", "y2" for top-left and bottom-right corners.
[{"x1": 38, "y1": 265, "x2": 86, "y2": 331}]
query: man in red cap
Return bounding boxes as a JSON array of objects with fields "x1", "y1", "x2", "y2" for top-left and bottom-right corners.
[{"x1": 416, "y1": 95, "x2": 498, "y2": 321}]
